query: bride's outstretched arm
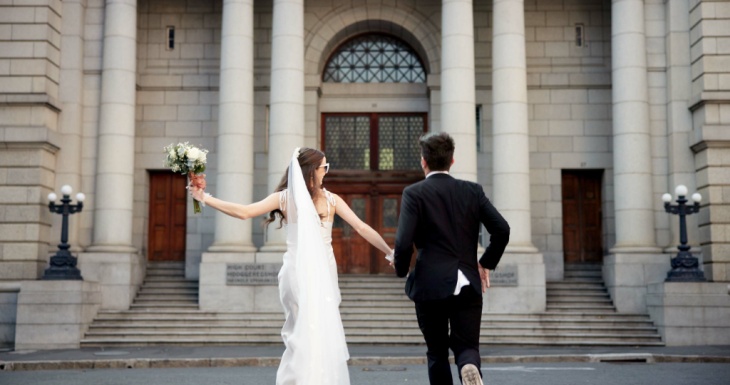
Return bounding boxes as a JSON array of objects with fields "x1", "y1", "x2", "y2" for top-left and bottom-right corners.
[
  {"x1": 333, "y1": 194, "x2": 393, "y2": 256},
  {"x1": 190, "y1": 186, "x2": 280, "y2": 220}
]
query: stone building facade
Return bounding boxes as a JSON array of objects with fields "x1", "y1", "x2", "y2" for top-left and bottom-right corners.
[{"x1": 0, "y1": 0, "x2": 728, "y2": 348}]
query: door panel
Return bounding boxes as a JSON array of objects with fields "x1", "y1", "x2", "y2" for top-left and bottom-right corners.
[
  {"x1": 333, "y1": 195, "x2": 371, "y2": 274},
  {"x1": 375, "y1": 195, "x2": 400, "y2": 274},
  {"x1": 562, "y1": 170, "x2": 603, "y2": 264},
  {"x1": 149, "y1": 172, "x2": 187, "y2": 261}
]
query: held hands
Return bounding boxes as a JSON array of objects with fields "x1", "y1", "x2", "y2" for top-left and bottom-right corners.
[{"x1": 478, "y1": 265, "x2": 490, "y2": 293}]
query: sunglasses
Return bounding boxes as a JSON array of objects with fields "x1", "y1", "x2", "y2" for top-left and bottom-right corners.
[{"x1": 318, "y1": 163, "x2": 330, "y2": 174}]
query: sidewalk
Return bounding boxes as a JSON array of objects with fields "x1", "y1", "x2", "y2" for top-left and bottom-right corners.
[{"x1": 2, "y1": 345, "x2": 730, "y2": 371}]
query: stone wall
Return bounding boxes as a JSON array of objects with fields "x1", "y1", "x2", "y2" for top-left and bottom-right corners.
[
  {"x1": 689, "y1": 0, "x2": 730, "y2": 282},
  {"x1": 0, "y1": 0, "x2": 63, "y2": 280}
]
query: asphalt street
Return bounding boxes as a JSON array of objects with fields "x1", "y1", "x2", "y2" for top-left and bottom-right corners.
[{"x1": 2, "y1": 362, "x2": 730, "y2": 385}]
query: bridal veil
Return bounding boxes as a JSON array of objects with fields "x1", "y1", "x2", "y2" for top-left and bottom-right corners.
[{"x1": 276, "y1": 148, "x2": 350, "y2": 385}]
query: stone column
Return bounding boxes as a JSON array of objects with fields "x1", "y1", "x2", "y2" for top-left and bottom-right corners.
[
  {"x1": 487, "y1": 0, "x2": 545, "y2": 313},
  {"x1": 491, "y1": 0, "x2": 535, "y2": 253},
  {"x1": 604, "y1": 0, "x2": 666, "y2": 313},
  {"x1": 81, "y1": 0, "x2": 143, "y2": 311},
  {"x1": 258, "y1": 0, "x2": 305, "y2": 258},
  {"x1": 207, "y1": 0, "x2": 257, "y2": 254},
  {"x1": 200, "y1": 0, "x2": 257, "y2": 311},
  {"x1": 441, "y1": 0, "x2": 477, "y2": 182},
  {"x1": 87, "y1": 0, "x2": 137, "y2": 254},
  {"x1": 55, "y1": 0, "x2": 86, "y2": 252},
  {"x1": 610, "y1": 0, "x2": 658, "y2": 253}
]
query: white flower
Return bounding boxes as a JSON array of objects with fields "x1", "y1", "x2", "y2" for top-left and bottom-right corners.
[
  {"x1": 187, "y1": 147, "x2": 201, "y2": 161},
  {"x1": 199, "y1": 151, "x2": 207, "y2": 163}
]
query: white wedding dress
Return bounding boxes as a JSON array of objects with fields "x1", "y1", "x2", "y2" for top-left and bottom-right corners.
[{"x1": 276, "y1": 149, "x2": 350, "y2": 385}]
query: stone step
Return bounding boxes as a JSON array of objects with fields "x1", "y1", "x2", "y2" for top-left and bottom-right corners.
[
  {"x1": 138, "y1": 288, "x2": 199, "y2": 295},
  {"x1": 340, "y1": 304, "x2": 413, "y2": 310},
  {"x1": 80, "y1": 338, "x2": 664, "y2": 347},
  {"x1": 338, "y1": 281, "x2": 402, "y2": 287},
  {"x1": 134, "y1": 295, "x2": 199, "y2": 302},
  {"x1": 546, "y1": 305, "x2": 616, "y2": 312},
  {"x1": 87, "y1": 321, "x2": 659, "y2": 333},
  {"x1": 546, "y1": 290, "x2": 608, "y2": 296},
  {"x1": 84, "y1": 327, "x2": 661, "y2": 340},
  {"x1": 338, "y1": 294, "x2": 410, "y2": 301},
  {"x1": 564, "y1": 264, "x2": 602, "y2": 271},
  {"x1": 546, "y1": 297, "x2": 612, "y2": 303},
  {"x1": 141, "y1": 280, "x2": 198, "y2": 290},
  {"x1": 91, "y1": 316, "x2": 655, "y2": 329},
  {"x1": 129, "y1": 303, "x2": 199, "y2": 309},
  {"x1": 145, "y1": 270, "x2": 185, "y2": 279},
  {"x1": 546, "y1": 282, "x2": 606, "y2": 289},
  {"x1": 142, "y1": 277, "x2": 195, "y2": 283},
  {"x1": 559, "y1": 278, "x2": 604, "y2": 284},
  {"x1": 146, "y1": 263, "x2": 185, "y2": 271},
  {"x1": 564, "y1": 270, "x2": 602, "y2": 278}
]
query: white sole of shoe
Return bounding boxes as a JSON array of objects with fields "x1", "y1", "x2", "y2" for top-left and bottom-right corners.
[{"x1": 461, "y1": 364, "x2": 483, "y2": 385}]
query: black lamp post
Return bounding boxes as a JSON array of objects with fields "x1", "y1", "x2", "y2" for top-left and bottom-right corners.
[
  {"x1": 662, "y1": 185, "x2": 706, "y2": 282},
  {"x1": 43, "y1": 185, "x2": 85, "y2": 280}
]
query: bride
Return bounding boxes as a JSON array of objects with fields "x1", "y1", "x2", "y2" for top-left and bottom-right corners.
[{"x1": 189, "y1": 147, "x2": 394, "y2": 385}]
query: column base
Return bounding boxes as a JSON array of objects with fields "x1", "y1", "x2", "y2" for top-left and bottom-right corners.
[
  {"x1": 207, "y1": 244, "x2": 258, "y2": 253},
  {"x1": 258, "y1": 244, "x2": 287, "y2": 252},
  {"x1": 483, "y1": 252, "x2": 545, "y2": 313},
  {"x1": 84, "y1": 245, "x2": 137, "y2": 253},
  {"x1": 603, "y1": 252, "x2": 670, "y2": 313},
  {"x1": 77, "y1": 252, "x2": 144, "y2": 310},
  {"x1": 14, "y1": 280, "x2": 100, "y2": 350},
  {"x1": 647, "y1": 281, "x2": 730, "y2": 345},
  {"x1": 199, "y1": 252, "x2": 281, "y2": 313}
]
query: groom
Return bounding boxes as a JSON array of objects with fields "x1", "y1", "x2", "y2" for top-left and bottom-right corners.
[{"x1": 393, "y1": 132, "x2": 510, "y2": 385}]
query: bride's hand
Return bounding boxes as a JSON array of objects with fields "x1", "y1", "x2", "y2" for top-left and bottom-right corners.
[
  {"x1": 189, "y1": 185, "x2": 205, "y2": 202},
  {"x1": 187, "y1": 173, "x2": 207, "y2": 202}
]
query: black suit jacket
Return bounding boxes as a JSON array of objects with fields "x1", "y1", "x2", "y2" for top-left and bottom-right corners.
[{"x1": 394, "y1": 173, "x2": 510, "y2": 302}]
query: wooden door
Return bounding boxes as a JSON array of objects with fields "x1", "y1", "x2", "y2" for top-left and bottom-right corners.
[
  {"x1": 332, "y1": 194, "x2": 372, "y2": 274},
  {"x1": 562, "y1": 170, "x2": 603, "y2": 264},
  {"x1": 148, "y1": 172, "x2": 187, "y2": 261}
]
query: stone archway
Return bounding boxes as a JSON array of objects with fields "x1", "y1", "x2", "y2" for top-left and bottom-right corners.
[{"x1": 303, "y1": 6, "x2": 441, "y2": 77}]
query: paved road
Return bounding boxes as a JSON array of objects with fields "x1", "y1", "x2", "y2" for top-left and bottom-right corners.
[{"x1": 2, "y1": 362, "x2": 729, "y2": 385}]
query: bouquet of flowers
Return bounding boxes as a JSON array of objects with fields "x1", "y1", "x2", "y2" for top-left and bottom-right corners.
[{"x1": 163, "y1": 142, "x2": 208, "y2": 214}]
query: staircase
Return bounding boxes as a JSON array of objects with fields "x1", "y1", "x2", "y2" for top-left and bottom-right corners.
[{"x1": 81, "y1": 264, "x2": 663, "y2": 347}]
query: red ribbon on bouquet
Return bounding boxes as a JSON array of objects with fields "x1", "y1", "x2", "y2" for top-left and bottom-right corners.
[{"x1": 188, "y1": 172, "x2": 207, "y2": 191}]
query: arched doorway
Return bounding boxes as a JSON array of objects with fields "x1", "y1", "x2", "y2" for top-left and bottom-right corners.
[{"x1": 319, "y1": 33, "x2": 428, "y2": 274}]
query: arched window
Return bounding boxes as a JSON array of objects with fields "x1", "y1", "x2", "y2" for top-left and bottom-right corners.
[{"x1": 323, "y1": 34, "x2": 426, "y2": 83}]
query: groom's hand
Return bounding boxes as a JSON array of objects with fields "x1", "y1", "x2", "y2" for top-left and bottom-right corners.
[{"x1": 478, "y1": 265, "x2": 490, "y2": 293}]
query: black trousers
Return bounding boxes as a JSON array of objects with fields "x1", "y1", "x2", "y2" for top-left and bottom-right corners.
[{"x1": 414, "y1": 286, "x2": 483, "y2": 385}]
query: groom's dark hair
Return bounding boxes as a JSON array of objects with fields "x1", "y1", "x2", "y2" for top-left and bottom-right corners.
[{"x1": 419, "y1": 132, "x2": 454, "y2": 171}]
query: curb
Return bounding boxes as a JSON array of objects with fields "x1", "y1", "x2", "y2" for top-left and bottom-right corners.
[{"x1": 2, "y1": 354, "x2": 729, "y2": 371}]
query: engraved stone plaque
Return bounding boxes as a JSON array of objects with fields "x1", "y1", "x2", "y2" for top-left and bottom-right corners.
[
  {"x1": 226, "y1": 263, "x2": 282, "y2": 285},
  {"x1": 490, "y1": 264, "x2": 518, "y2": 286}
]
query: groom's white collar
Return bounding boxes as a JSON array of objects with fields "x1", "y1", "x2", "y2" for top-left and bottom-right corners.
[{"x1": 426, "y1": 171, "x2": 449, "y2": 178}]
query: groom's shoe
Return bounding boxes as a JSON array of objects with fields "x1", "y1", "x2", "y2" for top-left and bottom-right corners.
[{"x1": 461, "y1": 364, "x2": 484, "y2": 385}]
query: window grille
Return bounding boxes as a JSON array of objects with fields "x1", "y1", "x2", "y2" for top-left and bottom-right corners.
[
  {"x1": 323, "y1": 34, "x2": 426, "y2": 83},
  {"x1": 324, "y1": 114, "x2": 425, "y2": 171}
]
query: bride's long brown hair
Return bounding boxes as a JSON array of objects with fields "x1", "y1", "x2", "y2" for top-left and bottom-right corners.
[{"x1": 263, "y1": 148, "x2": 325, "y2": 228}]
